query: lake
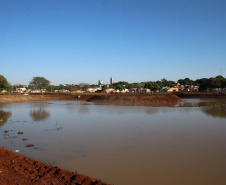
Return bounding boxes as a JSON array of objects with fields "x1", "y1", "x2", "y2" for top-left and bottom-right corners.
[{"x1": 1, "y1": 99, "x2": 226, "y2": 185}]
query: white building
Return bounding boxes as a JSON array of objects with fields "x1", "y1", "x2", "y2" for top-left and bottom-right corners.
[
  {"x1": 16, "y1": 88, "x2": 26, "y2": 93},
  {"x1": 98, "y1": 80, "x2": 104, "y2": 85}
]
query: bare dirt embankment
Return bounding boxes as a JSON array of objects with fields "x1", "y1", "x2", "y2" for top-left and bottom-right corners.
[
  {"x1": 0, "y1": 147, "x2": 109, "y2": 185},
  {"x1": 0, "y1": 93, "x2": 77, "y2": 104},
  {"x1": 86, "y1": 93, "x2": 184, "y2": 106}
]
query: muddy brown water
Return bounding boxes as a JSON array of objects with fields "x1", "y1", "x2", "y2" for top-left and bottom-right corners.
[{"x1": 0, "y1": 99, "x2": 226, "y2": 185}]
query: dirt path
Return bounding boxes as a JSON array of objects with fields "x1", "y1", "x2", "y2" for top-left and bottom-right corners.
[{"x1": 0, "y1": 147, "x2": 110, "y2": 185}]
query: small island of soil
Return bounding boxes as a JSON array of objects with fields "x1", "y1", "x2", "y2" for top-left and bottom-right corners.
[{"x1": 0, "y1": 147, "x2": 110, "y2": 185}]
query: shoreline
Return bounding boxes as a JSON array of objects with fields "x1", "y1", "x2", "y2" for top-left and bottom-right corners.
[
  {"x1": 0, "y1": 93, "x2": 184, "y2": 105},
  {"x1": 1, "y1": 92, "x2": 225, "y2": 105},
  {"x1": 0, "y1": 147, "x2": 110, "y2": 185}
]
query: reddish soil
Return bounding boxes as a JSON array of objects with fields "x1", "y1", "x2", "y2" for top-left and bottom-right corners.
[
  {"x1": 0, "y1": 94, "x2": 77, "y2": 104},
  {"x1": 0, "y1": 147, "x2": 110, "y2": 185},
  {"x1": 86, "y1": 94, "x2": 183, "y2": 106}
]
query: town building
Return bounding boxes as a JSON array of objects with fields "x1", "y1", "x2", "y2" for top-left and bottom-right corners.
[
  {"x1": 98, "y1": 80, "x2": 104, "y2": 85},
  {"x1": 110, "y1": 77, "x2": 114, "y2": 85}
]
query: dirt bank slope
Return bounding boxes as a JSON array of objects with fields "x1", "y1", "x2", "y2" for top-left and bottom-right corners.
[
  {"x1": 0, "y1": 93, "x2": 183, "y2": 106},
  {"x1": 0, "y1": 94, "x2": 77, "y2": 104},
  {"x1": 86, "y1": 94, "x2": 183, "y2": 106},
  {"x1": 0, "y1": 147, "x2": 110, "y2": 185}
]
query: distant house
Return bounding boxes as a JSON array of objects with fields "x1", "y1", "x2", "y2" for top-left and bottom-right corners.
[
  {"x1": 178, "y1": 87, "x2": 185, "y2": 91},
  {"x1": 31, "y1": 90, "x2": 44, "y2": 93},
  {"x1": 86, "y1": 87, "x2": 102, "y2": 93},
  {"x1": 184, "y1": 86, "x2": 199, "y2": 92},
  {"x1": 86, "y1": 88, "x2": 97, "y2": 93},
  {"x1": 16, "y1": 88, "x2": 26, "y2": 93},
  {"x1": 59, "y1": 89, "x2": 68, "y2": 93},
  {"x1": 121, "y1": 88, "x2": 130, "y2": 93},
  {"x1": 138, "y1": 88, "x2": 150, "y2": 93},
  {"x1": 160, "y1": 87, "x2": 169, "y2": 92},
  {"x1": 129, "y1": 88, "x2": 137, "y2": 93},
  {"x1": 105, "y1": 88, "x2": 116, "y2": 93},
  {"x1": 167, "y1": 87, "x2": 179, "y2": 92},
  {"x1": 111, "y1": 90, "x2": 120, "y2": 93}
]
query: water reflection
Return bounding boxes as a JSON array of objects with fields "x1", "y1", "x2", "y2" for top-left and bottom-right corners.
[
  {"x1": 178, "y1": 98, "x2": 226, "y2": 107},
  {"x1": 202, "y1": 106, "x2": 226, "y2": 119},
  {"x1": 77, "y1": 106, "x2": 90, "y2": 115},
  {"x1": 0, "y1": 104, "x2": 12, "y2": 109},
  {"x1": 29, "y1": 103, "x2": 50, "y2": 121},
  {"x1": 0, "y1": 110, "x2": 12, "y2": 128},
  {"x1": 66, "y1": 104, "x2": 91, "y2": 115}
]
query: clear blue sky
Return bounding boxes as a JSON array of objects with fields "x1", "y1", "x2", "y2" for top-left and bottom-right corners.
[{"x1": 1, "y1": 0, "x2": 226, "y2": 85}]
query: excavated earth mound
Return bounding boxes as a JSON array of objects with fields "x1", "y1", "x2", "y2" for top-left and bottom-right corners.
[
  {"x1": 0, "y1": 147, "x2": 110, "y2": 185},
  {"x1": 87, "y1": 94, "x2": 184, "y2": 106}
]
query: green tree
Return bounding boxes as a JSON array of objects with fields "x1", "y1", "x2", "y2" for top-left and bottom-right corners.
[
  {"x1": 117, "y1": 81, "x2": 128, "y2": 85},
  {"x1": 209, "y1": 75, "x2": 226, "y2": 93},
  {"x1": 161, "y1": 78, "x2": 176, "y2": 87},
  {"x1": 113, "y1": 81, "x2": 129, "y2": 89},
  {"x1": 115, "y1": 84, "x2": 125, "y2": 91},
  {"x1": 0, "y1": 74, "x2": 11, "y2": 91},
  {"x1": 109, "y1": 84, "x2": 115, "y2": 88},
  {"x1": 102, "y1": 85, "x2": 108, "y2": 91},
  {"x1": 165, "y1": 80, "x2": 176, "y2": 87},
  {"x1": 145, "y1": 81, "x2": 156, "y2": 90},
  {"x1": 79, "y1": 83, "x2": 91, "y2": 91},
  {"x1": 197, "y1": 78, "x2": 210, "y2": 91},
  {"x1": 130, "y1": 83, "x2": 139, "y2": 88},
  {"x1": 59, "y1": 84, "x2": 67, "y2": 90},
  {"x1": 29, "y1": 77, "x2": 50, "y2": 89},
  {"x1": 197, "y1": 76, "x2": 226, "y2": 92},
  {"x1": 178, "y1": 78, "x2": 193, "y2": 86}
]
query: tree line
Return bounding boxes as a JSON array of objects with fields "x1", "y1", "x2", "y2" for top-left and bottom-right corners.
[{"x1": 1, "y1": 75, "x2": 226, "y2": 93}]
